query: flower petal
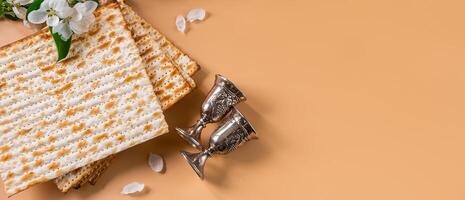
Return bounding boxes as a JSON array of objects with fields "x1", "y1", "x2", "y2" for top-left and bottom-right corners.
[
  {"x1": 71, "y1": 9, "x2": 83, "y2": 21},
  {"x1": 83, "y1": 14, "x2": 95, "y2": 26},
  {"x1": 46, "y1": 15, "x2": 59, "y2": 27},
  {"x1": 48, "y1": 0, "x2": 65, "y2": 10},
  {"x1": 28, "y1": 10, "x2": 48, "y2": 24},
  {"x1": 175, "y1": 15, "x2": 186, "y2": 33},
  {"x1": 53, "y1": 21, "x2": 72, "y2": 41},
  {"x1": 49, "y1": 0, "x2": 72, "y2": 18},
  {"x1": 70, "y1": 14, "x2": 94, "y2": 34},
  {"x1": 187, "y1": 8, "x2": 206, "y2": 22},
  {"x1": 69, "y1": 19, "x2": 85, "y2": 34},
  {"x1": 121, "y1": 182, "x2": 144, "y2": 195},
  {"x1": 12, "y1": 6, "x2": 27, "y2": 20},
  {"x1": 56, "y1": 6, "x2": 74, "y2": 18},
  {"x1": 40, "y1": 0, "x2": 52, "y2": 10},
  {"x1": 18, "y1": 0, "x2": 33, "y2": 5},
  {"x1": 148, "y1": 153, "x2": 164, "y2": 173},
  {"x1": 84, "y1": 1, "x2": 98, "y2": 13},
  {"x1": 74, "y1": 1, "x2": 98, "y2": 15}
]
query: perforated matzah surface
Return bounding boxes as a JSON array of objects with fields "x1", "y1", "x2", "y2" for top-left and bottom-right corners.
[
  {"x1": 120, "y1": 2, "x2": 194, "y2": 109},
  {"x1": 140, "y1": 14, "x2": 200, "y2": 78},
  {"x1": 144, "y1": 22, "x2": 199, "y2": 77},
  {"x1": 101, "y1": 0, "x2": 200, "y2": 77},
  {"x1": 121, "y1": 2, "x2": 198, "y2": 87},
  {"x1": 55, "y1": 1, "x2": 202, "y2": 192},
  {"x1": 0, "y1": 3, "x2": 168, "y2": 196}
]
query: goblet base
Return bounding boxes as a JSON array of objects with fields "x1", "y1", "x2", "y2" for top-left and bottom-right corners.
[
  {"x1": 180, "y1": 151, "x2": 207, "y2": 179},
  {"x1": 175, "y1": 127, "x2": 203, "y2": 150}
]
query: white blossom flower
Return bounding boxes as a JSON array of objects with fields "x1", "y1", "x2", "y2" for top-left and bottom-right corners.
[
  {"x1": 69, "y1": 1, "x2": 98, "y2": 34},
  {"x1": 28, "y1": 0, "x2": 97, "y2": 41},
  {"x1": 28, "y1": 0, "x2": 73, "y2": 27},
  {"x1": 51, "y1": 1, "x2": 97, "y2": 40},
  {"x1": 6, "y1": 0, "x2": 32, "y2": 20}
]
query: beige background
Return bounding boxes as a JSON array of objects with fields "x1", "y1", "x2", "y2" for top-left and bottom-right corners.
[{"x1": 1, "y1": 0, "x2": 465, "y2": 199}]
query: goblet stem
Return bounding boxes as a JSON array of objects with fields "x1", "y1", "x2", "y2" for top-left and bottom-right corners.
[
  {"x1": 175, "y1": 117, "x2": 206, "y2": 150},
  {"x1": 180, "y1": 150, "x2": 210, "y2": 179}
]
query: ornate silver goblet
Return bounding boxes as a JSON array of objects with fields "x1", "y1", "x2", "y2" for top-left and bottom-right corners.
[
  {"x1": 180, "y1": 107, "x2": 257, "y2": 179},
  {"x1": 175, "y1": 74, "x2": 246, "y2": 150}
]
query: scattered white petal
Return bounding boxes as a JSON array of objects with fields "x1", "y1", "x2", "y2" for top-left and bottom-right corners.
[
  {"x1": 148, "y1": 153, "x2": 164, "y2": 173},
  {"x1": 187, "y1": 8, "x2": 206, "y2": 22},
  {"x1": 121, "y1": 182, "x2": 145, "y2": 195},
  {"x1": 176, "y1": 15, "x2": 186, "y2": 33}
]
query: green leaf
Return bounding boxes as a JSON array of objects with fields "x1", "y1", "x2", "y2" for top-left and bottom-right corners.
[
  {"x1": 49, "y1": 27, "x2": 72, "y2": 62},
  {"x1": 26, "y1": 0, "x2": 43, "y2": 20},
  {"x1": 0, "y1": 0, "x2": 4, "y2": 17}
]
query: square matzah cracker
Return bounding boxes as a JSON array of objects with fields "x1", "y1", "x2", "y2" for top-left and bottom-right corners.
[
  {"x1": 55, "y1": 1, "x2": 203, "y2": 192},
  {"x1": 54, "y1": 1, "x2": 198, "y2": 192},
  {"x1": 0, "y1": 3, "x2": 168, "y2": 196}
]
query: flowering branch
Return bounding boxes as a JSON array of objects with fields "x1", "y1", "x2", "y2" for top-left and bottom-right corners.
[
  {"x1": 0, "y1": 0, "x2": 31, "y2": 21},
  {"x1": 1, "y1": 0, "x2": 98, "y2": 61}
]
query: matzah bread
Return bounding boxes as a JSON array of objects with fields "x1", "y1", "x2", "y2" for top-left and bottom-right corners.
[
  {"x1": 120, "y1": 1, "x2": 199, "y2": 86},
  {"x1": 54, "y1": 154, "x2": 116, "y2": 191},
  {"x1": 0, "y1": 3, "x2": 168, "y2": 196},
  {"x1": 87, "y1": 155, "x2": 115, "y2": 185},
  {"x1": 54, "y1": 1, "x2": 200, "y2": 192},
  {"x1": 102, "y1": 0, "x2": 200, "y2": 78},
  {"x1": 142, "y1": 21, "x2": 200, "y2": 77},
  {"x1": 119, "y1": 2, "x2": 194, "y2": 109},
  {"x1": 55, "y1": 155, "x2": 115, "y2": 191}
]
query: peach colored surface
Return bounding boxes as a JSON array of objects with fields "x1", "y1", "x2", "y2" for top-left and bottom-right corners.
[{"x1": 1, "y1": 0, "x2": 465, "y2": 199}]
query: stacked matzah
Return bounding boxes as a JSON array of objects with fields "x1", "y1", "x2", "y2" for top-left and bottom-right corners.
[
  {"x1": 0, "y1": 3, "x2": 172, "y2": 196},
  {"x1": 54, "y1": 1, "x2": 200, "y2": 192}
]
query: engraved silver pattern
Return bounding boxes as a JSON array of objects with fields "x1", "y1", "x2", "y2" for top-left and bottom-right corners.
[
  {"x1": 175, "y1": 74, "x2": 246, "y2": 150},
  {"x1": 180, "y1": 107, "x2": 257, "y2": 179}
]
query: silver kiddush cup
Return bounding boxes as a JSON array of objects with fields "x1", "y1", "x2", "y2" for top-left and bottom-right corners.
[
  {"x1": 180, "y1": 107, "x2": 257, "y2": 179},
  {"x1": 175, "y1": 74, "x2": 246, "y2": 150}
]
